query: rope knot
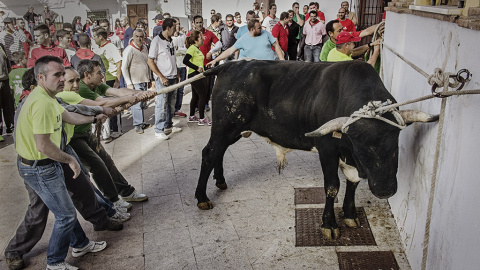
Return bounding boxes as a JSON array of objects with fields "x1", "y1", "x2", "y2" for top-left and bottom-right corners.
[{"x1": 427, "y1": 68, "x2": 460, "y2": 91}]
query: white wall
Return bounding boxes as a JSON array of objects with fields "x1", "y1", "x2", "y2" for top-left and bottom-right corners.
[{"x1": 383, "y1": 11, "x2": 480, "y2": 270}]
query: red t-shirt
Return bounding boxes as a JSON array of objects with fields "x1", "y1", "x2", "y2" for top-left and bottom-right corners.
[
  {"x1": 305, "y1": 11, "x2": 325, "y2": 22},
  {"x1": 27, "y1": 44, "x2": 71, "y2": 68},
  {"x1": 187, "y1": 28, "x2": 219, "y2": 65},
  {"x1": 22, "y1": 29, "x2": 32, "y2": 58},
  {"x1": 338, "y1": 18, "x2": 355, "y2": 33},
  {"x1": 54, "y1": 40, "x2": 78, "y2": 50},
  {"x1": 271, "y1": 22, "x2": 289, "y2": 52}
]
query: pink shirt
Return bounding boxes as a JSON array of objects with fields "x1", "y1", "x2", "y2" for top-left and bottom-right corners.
[{"x1": 302, "y1": 20, "x2": 326, "y2": 46}]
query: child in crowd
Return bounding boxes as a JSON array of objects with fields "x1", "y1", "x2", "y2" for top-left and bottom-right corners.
[{"x1": 8, "y1": 51, "x2": 27, "y2": 105}]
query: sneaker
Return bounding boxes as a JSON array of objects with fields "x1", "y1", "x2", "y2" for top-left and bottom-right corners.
[
  {"x1": 94, "y1": 219, "x2": 123, "y2": 231},
  {"x1": 141, "y1": 123, "x2": 152, "y2": 130},
  {"x1": 102, "y1": 137, "x2": 113, "y2": 144},
  {"x1": 110, "y1": 211, "x2": 131, "y2": 222},
  {"x1": 113, "y1": 199, "x2": 132, "y2": 210},
  {"x1": 174, "y1": 111, "x2": 187, "y2": 117},
  {"x1": 155, "y1": 132, "x2": 169, "y2": 141},
  {"x1": 0, "y1": 135, "x2": 4, "y2": 142},
  {"x1": 165, "y1": 127, "x2": 182, "y2": 135},
  {"x1": 110, "y1": 132, "x2": 123, "y2": 138},
  {"x1": 205, "y1": 104, "x2": 210, "y2": 111},
  {"x1": 188, "y1": 115, "x2": 199, "y2": 123},
  {"x1": 46, "y1": 261, "x2": 78, "y2": 270},
  {"x1": 134, "y1": 125, "x2": 144, "y2": 134},
  {"x1": 72, "y1": 241, "x2": 107, "y2": 258},
  {"x1": 121, "y1": 190, "x2": 148, "y2": 202},
  {"x1": 113, "y1": 205, "x2": 128, "y2": 213},
  {"x1": 198, "y1": 118, "x2": 212, "y2": 126},
  {"x1": 6, "y1": 256, "x2": 24, "y2": 270}
]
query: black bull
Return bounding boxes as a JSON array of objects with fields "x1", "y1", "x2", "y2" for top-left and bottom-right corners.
[{"x1": 194, "y1": 60, "x2": 437, "y2": 239}]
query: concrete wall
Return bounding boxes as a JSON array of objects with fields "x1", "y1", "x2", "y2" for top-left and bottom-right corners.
[{"x1": 383, "y1": 11, "x2": 480, "y2": 270}]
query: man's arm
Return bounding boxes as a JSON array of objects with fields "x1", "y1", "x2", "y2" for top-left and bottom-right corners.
[
  {"x1": 296, "y1": 13, "x2": 304, "y2": 27},
  {"x1": 206, "y1": 46, "x2": 238, "y2": 68},
  {"x1": 89, "y1": 95, "x2": 136, "y2": 107},
  {"x1": 352, "y1": 39, "x2": 380, "y2": 57},
  {"x1": 114, "y1": 60, "x2": 122, "y2": 88},
  {"x1": 147, "y1": 57, "x2": 168, "y2": 86},
  {"x1": 34, "y1": 134, "x2": 81, "y2": 178},
  {"x1": 366, "y1": 44, "x2": 380, "y2": 67},
  {"x1": 121, "y1": 48, "x2": 133, "y2": 88},
  {"x1": 104, "y1": 86, "x2": 138, "y2": 97},
  {"x1": 273, "y1": 41, "x2": 285, "y2": 60}
]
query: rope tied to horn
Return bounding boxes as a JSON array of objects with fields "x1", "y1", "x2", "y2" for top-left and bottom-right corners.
[{"x1": 341, "y1": 99, "x2": 406, "y2": 134}]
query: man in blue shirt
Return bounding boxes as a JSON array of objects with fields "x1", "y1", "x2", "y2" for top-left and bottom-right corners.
[
  {"x1": 235, "y1": 10, "x2": 256, "y2": 59},
  {"x1": 207, "y1": 19, "x2": 284, "y2": 67}
]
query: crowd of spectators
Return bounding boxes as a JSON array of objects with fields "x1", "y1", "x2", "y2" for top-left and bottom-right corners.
[{"x1": 0, "y1": 1, "x2": 386, "y2": 269}]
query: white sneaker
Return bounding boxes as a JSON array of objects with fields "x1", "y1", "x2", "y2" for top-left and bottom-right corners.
[
  {"x1": 155, "y1": 132, "x2": 169, "y2": 141},
  {"x1": 110, "y1": 211, "x2": 131, "y2": 222},
  {"x1": 121, "y1": 190, "x2": 148, "y2": 202},
  {"x1": 110, "y1": 132, "x2": 123, "y2": 138},
  {"x1": 46, "y1": 261, "x2": 78, "y2": 270},
  {"x1": 113, "y1": 205, "x2": 128, "y2": 213},
  {"x1": 113, "y1": 199, "x2": 132, "y2": 210},
  {"x1": 72, "y1": 241, "x2": 107, "y2": 258}
]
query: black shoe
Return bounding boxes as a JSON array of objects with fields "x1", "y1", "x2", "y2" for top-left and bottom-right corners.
[
  {"x1": 141, "y1": 123, "x2": 152, "y2": 130},
  {"x1": 94, "y1": 219, "x2": 123, "y2": 231},
  {"x1": 6, "y1": 257, "x2": 25, "y2": 270}
]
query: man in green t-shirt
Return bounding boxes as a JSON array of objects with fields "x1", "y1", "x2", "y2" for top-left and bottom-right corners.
[
  {"x1": 13, "y1": 55, "x2": 108, "y2": 269},
  {"x1": 70, "y1": 59, "x2": 151, "y2": 211},
  {"x1": 327, "y1": 31, "x2": 380, "y2": 67},
  {"x1": 8, "y1": 51, "x2": 28, "y2": 105},
  {"x1": 292, "y1": 2, "x2": 305, "y2": 60}
]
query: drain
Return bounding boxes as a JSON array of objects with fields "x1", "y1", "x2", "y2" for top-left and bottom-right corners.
[{"x1": 337, "y1": 251, "x2": 399, "y2": 270}]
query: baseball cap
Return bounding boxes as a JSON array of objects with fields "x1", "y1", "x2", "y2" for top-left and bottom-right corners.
[
  {"x1": 3, "y1": 17, "x2": 13, "y2": 23},
  {"x1": 335, "y1": 31, "x2": 361, "y2": 45},
  {"x1": 153, "y1": 14, "x2": 164, "y2": 21}
]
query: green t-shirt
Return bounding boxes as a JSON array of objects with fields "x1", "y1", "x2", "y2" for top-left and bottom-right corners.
[
  {"x1": 9, "y1": 67, "x2": 28, "y2": 105},
  {"x1": 320, "y1": 39, "x2": 336, "y2": 62},
  {"x1": 327, "y1": 48, "x2": 353, "y2": 62},
  {"x1": 75, "y1": 80, "x2": 109, "y2": 133},
  {"x1": 293, "y1": 13, "x2": 305, "y2": 40},
  {"x1": 186, "y1": 45, "x2": 204, "y2": 75},
  {"x1": 16, "y1": 86, "x2": 65, "y2": 160},
  {"x1": 56, "y1": 91, "x2": 84, "y2": 143}
]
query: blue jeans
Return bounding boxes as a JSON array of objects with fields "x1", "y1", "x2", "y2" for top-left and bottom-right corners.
[
  {"x1": 304, "y1": 44, "x2": 322, "y2": 62},
  {"x1": 132, "y1": 83, "x2": 148, "y2": 127},
  {"x1": 17, "y1": 160, "x2": 89, "y2": 264},
  {"x1": 175, "y1": 67, "x2": 187, "y2": 112},
  {"x1": 155, "y1": 77, "x2": 177, "y2": 134}
]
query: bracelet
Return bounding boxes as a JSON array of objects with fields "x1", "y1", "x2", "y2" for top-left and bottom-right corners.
[{"x1": 368, "y1": 43, "x2": 372, "y2": 48}]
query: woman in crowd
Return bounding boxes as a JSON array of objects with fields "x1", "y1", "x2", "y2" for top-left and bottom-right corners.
[
  {"x1": 183, "y1": 30, "x2": 211, "y2": 126},
  {"x1": 253, "y1": 2, "x2": 264, "y2": 23},
  {"x1": 45, "y1": 18, "x2": 55, "y2": 37},
  {"x1": 114, "y1": 18, "x2": 125, "y2": 41},
  {"x1": 72, "y1": 16, "x2": 82, "y2": 41}
]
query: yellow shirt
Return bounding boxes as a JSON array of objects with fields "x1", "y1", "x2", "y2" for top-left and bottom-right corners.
[
  {"x1": 16, "y1": 86, "x2": 65, "y2": 160},
  {"x1": 186, "y1": 45, "x2": 204, "y2": 75},
  {"x1": 327, "y1": 48, "x2": 353, "y2": 62},
  {"x1": 56, "y1": 91, "x2": 84, "y2": 144}
]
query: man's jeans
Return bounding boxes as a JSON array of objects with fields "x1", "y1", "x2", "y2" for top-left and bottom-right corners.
[
  {"x1": 155, "y1": 77, "x2": 177, "y2": 134},
  {"x1": 175, "y1": 67, "x2": 187, "y2": 112},
  {"x1": 132, "y1": 83, "x2": 148, "y2": 127},
  {"x1": 304, "y1": 44, "x2": 322, "y2": 62},
  {"x1": 16, "y1": 159, "x2": 89, "y2": 264}
]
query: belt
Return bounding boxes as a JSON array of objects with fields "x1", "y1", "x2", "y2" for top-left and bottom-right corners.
[{"x1": 19, "y1": 156, "x2": 55, "y2": 166}]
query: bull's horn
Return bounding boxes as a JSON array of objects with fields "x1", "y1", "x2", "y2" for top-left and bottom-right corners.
[
  {"x1": 399, "y1": 110, "x2": 439, "y2": 124},
  {"x1": 305, "y1": 117, "x2": 349, "y2": 137}
]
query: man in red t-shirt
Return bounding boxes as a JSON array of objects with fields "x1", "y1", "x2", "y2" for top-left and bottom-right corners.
[
  {"x1": 305, "y1": 2, "x2": 325, "y2": 23},
  {"x1": 16, "y1": 19, "x2": 33, "y2": 57},
  {"x1": 186, "y1": 15, "x2": 222, "y2": 66},
  {"x1": 337, "y1": 8, "x2": 355, "y2": 33},
  {"x1": 28, "y1": 24, "x2": 70, "y2": 68},
  {"x1": 271, "y1": 12, "x2": 289, "y2": 58}
]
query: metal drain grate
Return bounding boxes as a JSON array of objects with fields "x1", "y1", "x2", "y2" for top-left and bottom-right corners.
[
  {"x1": 337, "y1": 251, "x2": 399, "y2": 270},
  {"x1": 295, "y1": 207, "x2": 376, "y2": 246},
  {"x1": 294, "y1": 187, "x2": 338, "y2": 204}
]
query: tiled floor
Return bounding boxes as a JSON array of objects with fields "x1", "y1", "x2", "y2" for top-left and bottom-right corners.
[{"x1": 0, "y1": 91, "x2": 411, "y2": 269}]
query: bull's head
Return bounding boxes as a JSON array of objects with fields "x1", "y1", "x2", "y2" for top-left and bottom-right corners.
[{"x1": 305, "y1": 110, "x2": 438, "y2": 199}]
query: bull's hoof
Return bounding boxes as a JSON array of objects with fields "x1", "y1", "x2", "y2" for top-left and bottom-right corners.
[
  {"x1": 344, "y1": 218, "x2": 361, "y2": 228},
  {"x1": 197, "y1": 201, "x2": 214, "y2": 210},
  {"x1": 216, "y1": 182, "x2": 228, "y2": 190},
  {"x1": 321, "y1": 227, "x2": 341, "y2": 240}
]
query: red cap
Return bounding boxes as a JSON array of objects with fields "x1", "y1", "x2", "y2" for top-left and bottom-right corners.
[{"x1": 335, "y1": 31, "x2": 361, "y2": 44}]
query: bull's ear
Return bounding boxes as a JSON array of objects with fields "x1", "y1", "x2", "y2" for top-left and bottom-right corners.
[
  {"x1": 399, "y1": 110, "x2": 439, "y2": 124},
  {"x1": 305, "y1": 117, "x2": 349, "y2": 137}
]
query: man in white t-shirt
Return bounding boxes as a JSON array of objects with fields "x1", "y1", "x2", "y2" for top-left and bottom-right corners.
[
  {"x1": 147, "y1": 18, "x2": 181, "y2": 141},
  {"x1": 261, "y1": 3, "x2": 279, "y2": 33}
]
